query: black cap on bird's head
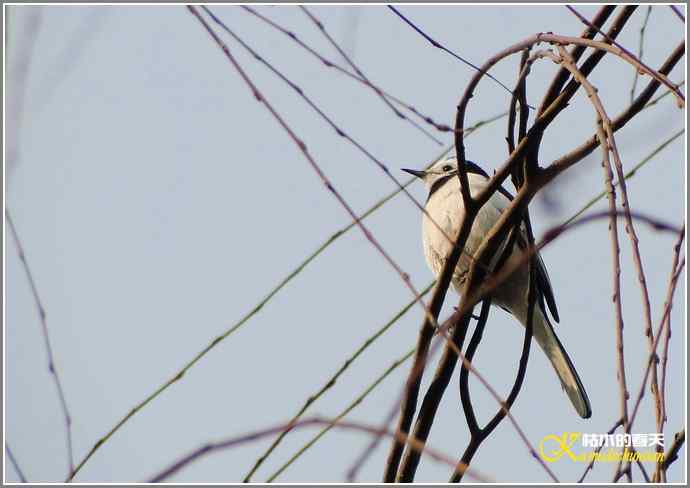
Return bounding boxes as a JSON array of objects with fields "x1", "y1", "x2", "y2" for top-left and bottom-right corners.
[{"x1": 401, "y1": 157, "x2": 489, "y2": 186}]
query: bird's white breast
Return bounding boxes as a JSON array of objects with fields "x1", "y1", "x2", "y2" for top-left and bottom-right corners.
[{"x1": 422, "y1": 173, "x2": 512, "y2": 293}]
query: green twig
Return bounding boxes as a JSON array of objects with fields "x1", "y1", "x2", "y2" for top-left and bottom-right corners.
[
  {"x1": 630, "y1": 7, "x2": 653, "y2": 103},
  {"x1": 266, "y1": 348, "x2": 416, "y2": 482},
  {"x1": 244, "y1": 282, "x2": 434, "y2": 481},
  {"x1": 644, "y1": 79, "x2": 685, "y2": 109},
  {"x1": 564, "y1": 128, "x2": 684, "y2": 226}
]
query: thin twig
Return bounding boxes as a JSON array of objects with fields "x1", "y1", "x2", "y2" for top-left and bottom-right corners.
[
  {"x1": 506, "y1": 49, "x2": 533, "y2": 157},
  {"x1": 241, "y1": 5, "x2": 450, "y2": 138},
  {"x1": 298, "y1": 6, "x2": 444, "y2": 145},
  {"x1": 565, "y1": 6, "x2": 685, "y2": 105},
  {"x1": 661, "y1": 430, "x2": 686, "y2": 471},
  {"x1": 669, "y1": 5, "x2": 685, "y2": 21},
  {"x1": 387, "y1": 5, "x2": 527, "y2": 107},
  {"x1": 6, "y1": 209, "x2": 75, "y2": 476},
  {"x1": 5, "y1": 444, "x2": 28, "y2": 483},
  {"x1": 545, "y1": 46, "x2": 632, "y2": 480},
  {"x1": 635, "y1": 451, "x2": 651, "y2": 482},
  {"x1": 266, "y1": 348, "x2": 417, "y2": 482},
  {"x1": 531, "y1": 6, "x2": 637, "y2": 170},
  {"x1": 244, "y1": 282, "x2": 433, "y2": 481},
  {"x1": 539, "y1": 5, "x2": 616, "y2": 114},
  {"x1": 564, "y1": 128, "x2": 685, "y2": 225},
  {"x1": 148, "y1": 416, "x2": 489, "y2": 483},
  {"x1": 577, "y1": 419, "x2": 624, "y2": 483},
  {"x1": 630, "y1": 6, "x2": 653, "y2": 103},
  {"x1": 658, "y1": 229, "x2": 685, "y2": 430},
  {"x1": 645, "y1": 78, "x2": 685, "y2": 109},
  {"x1": 300, "y1": 7, "x2": 398, "y2": 120},
  {"x1": 656, "y1": 229, "x2": 685, "y2": 482},
  {"x1": 627, "y1": 257, "x2": 685, "y2": 432},
  {"x1": 547, "y1": 41, "x2": 684, "y2": 177},
  {"x1": 561, "y1": 34, "x2": 665, "y2": 467}
]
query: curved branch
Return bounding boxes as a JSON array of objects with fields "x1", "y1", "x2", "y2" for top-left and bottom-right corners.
[{"x1": 148, "y1": 416, "x2": 491, "y2": 483}]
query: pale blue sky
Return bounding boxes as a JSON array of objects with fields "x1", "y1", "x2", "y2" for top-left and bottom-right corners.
[{"x1": 5, "y1": 4, "x2": 686, "y2": 483}]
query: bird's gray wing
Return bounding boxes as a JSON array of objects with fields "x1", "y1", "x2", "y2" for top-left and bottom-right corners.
[
  {"x1": 515, "y1": 229, "x2": 560, "y2": 323},
  {"x1": 480, "y1": 173, "x2": 561, "y2": 323},
  {"x1": 534, "y1": 251, "x2": 560, "y2": 323}
]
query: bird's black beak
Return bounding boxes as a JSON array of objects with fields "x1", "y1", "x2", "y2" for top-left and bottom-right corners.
[{"x1": 401, "y1": 168, "x2": 425, "y2": 179}]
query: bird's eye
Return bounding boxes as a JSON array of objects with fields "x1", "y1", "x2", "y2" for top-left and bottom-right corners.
[{"x1": 442, "y1": 165, "x2": 453, "y2": 172}]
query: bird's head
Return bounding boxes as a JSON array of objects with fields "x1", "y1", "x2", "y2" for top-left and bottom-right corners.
[{"x1": 401, "y1": 157, "x2": 459, "y2": 191}]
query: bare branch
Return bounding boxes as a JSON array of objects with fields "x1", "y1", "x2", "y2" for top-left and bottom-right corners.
[
  {"x1": 266, "y1": 349, "x2": 416, "y2": 482},
  {"x1": 656, "y1": 229, "x2": 685, "y2": 482},
  {"x1": 669, "y1": 5, "x2": 685, "y2": 21},
  {"x1": 547, "y1": 41, "x2": 684, "y2": 177},
  {"x1": 548, "y1": 44, "x2": 633, "y2": 479},
  {"x1": 5, "y1": 444, "x2": 28, "y2": 483},
  {"x1": 241, "y1": 5, "x2": 452, "y2": 137},
  {"x1": 387, "y1": 5, "x2": 524, "y2": 105},
  {"x1": 6, "y1": 209, "x2": 75, "y2": 476},
  {"x1": 659, "y1": 229, "x2": 685, "y2": 429},
  {"x1": 148, "y1": 417, "x2": 491, "y2": 483},
  {"x1": 299, "y1": 5, "x2": 443, "y2": 145},
  {"x1": 539, "y1": 5, "x2": 616, "y2": 113},
  {"x1": 630, "y1": 6, "x2": 653, "y2": 103},
  {"x1": 578, "y1": 419, "x2": 624, "y2": 482},
  {"x1": 627, "y1": 256, "x2": 685, "y2": 433},
  {"x1": 245, "y1": 282, "x2": 433, "y2": 481},
  {"x1": 661, "y1": 430, "x2": 686, "y2": 472},
  {"x1": 566, "y1": 6, "x2": 685, "y2": 104}
]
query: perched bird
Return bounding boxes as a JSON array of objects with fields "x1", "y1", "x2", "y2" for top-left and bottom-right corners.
[{"x1": 403, "y1": 156, "x2": 591, "y2": 419}]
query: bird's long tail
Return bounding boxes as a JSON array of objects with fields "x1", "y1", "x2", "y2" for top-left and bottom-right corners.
[{"x1": 526, "y1": 306, "x2": 592, "y2": 419}]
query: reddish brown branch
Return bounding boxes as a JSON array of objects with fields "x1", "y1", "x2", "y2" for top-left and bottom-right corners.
[
  {"x1": 299, "y1": 5, "x2": 443, "y2": 143},
  {"x1": 550, "y1": 45, "x2": 632, "y2": 481},
  {"x1": 566, "y1": 5, "x2": 685, "y2": 104},
  {"x1": 661, "y1": 430, "x2": 686, "y2": 472},
  {"x1": 148, "y1": 416, "x2": 490, "y2": 483},
  {"x1": 241, "y1": 5, "x2": 449, "y2": 139},
  {"x1": 658, "y1": 227, "x2": 685, "y2": 431},
  {"x1": 539, "y1": 5, "x2": 616, "y2": 113},
  {"x1": 546, "y1": 41, "x2": 684, "y2": 178},
  {"x1": 627, "y1": 256, "x2": 685, "y2": 433}
]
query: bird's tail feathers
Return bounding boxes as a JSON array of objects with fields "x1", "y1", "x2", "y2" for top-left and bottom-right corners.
[{"x1": 529, "y1": 308, "x2": 592, "y2": 419}]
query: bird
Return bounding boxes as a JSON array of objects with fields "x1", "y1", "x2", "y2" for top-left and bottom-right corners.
[{"x1": 402, "y1": 155, "x2": 592, "y2": 419}]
